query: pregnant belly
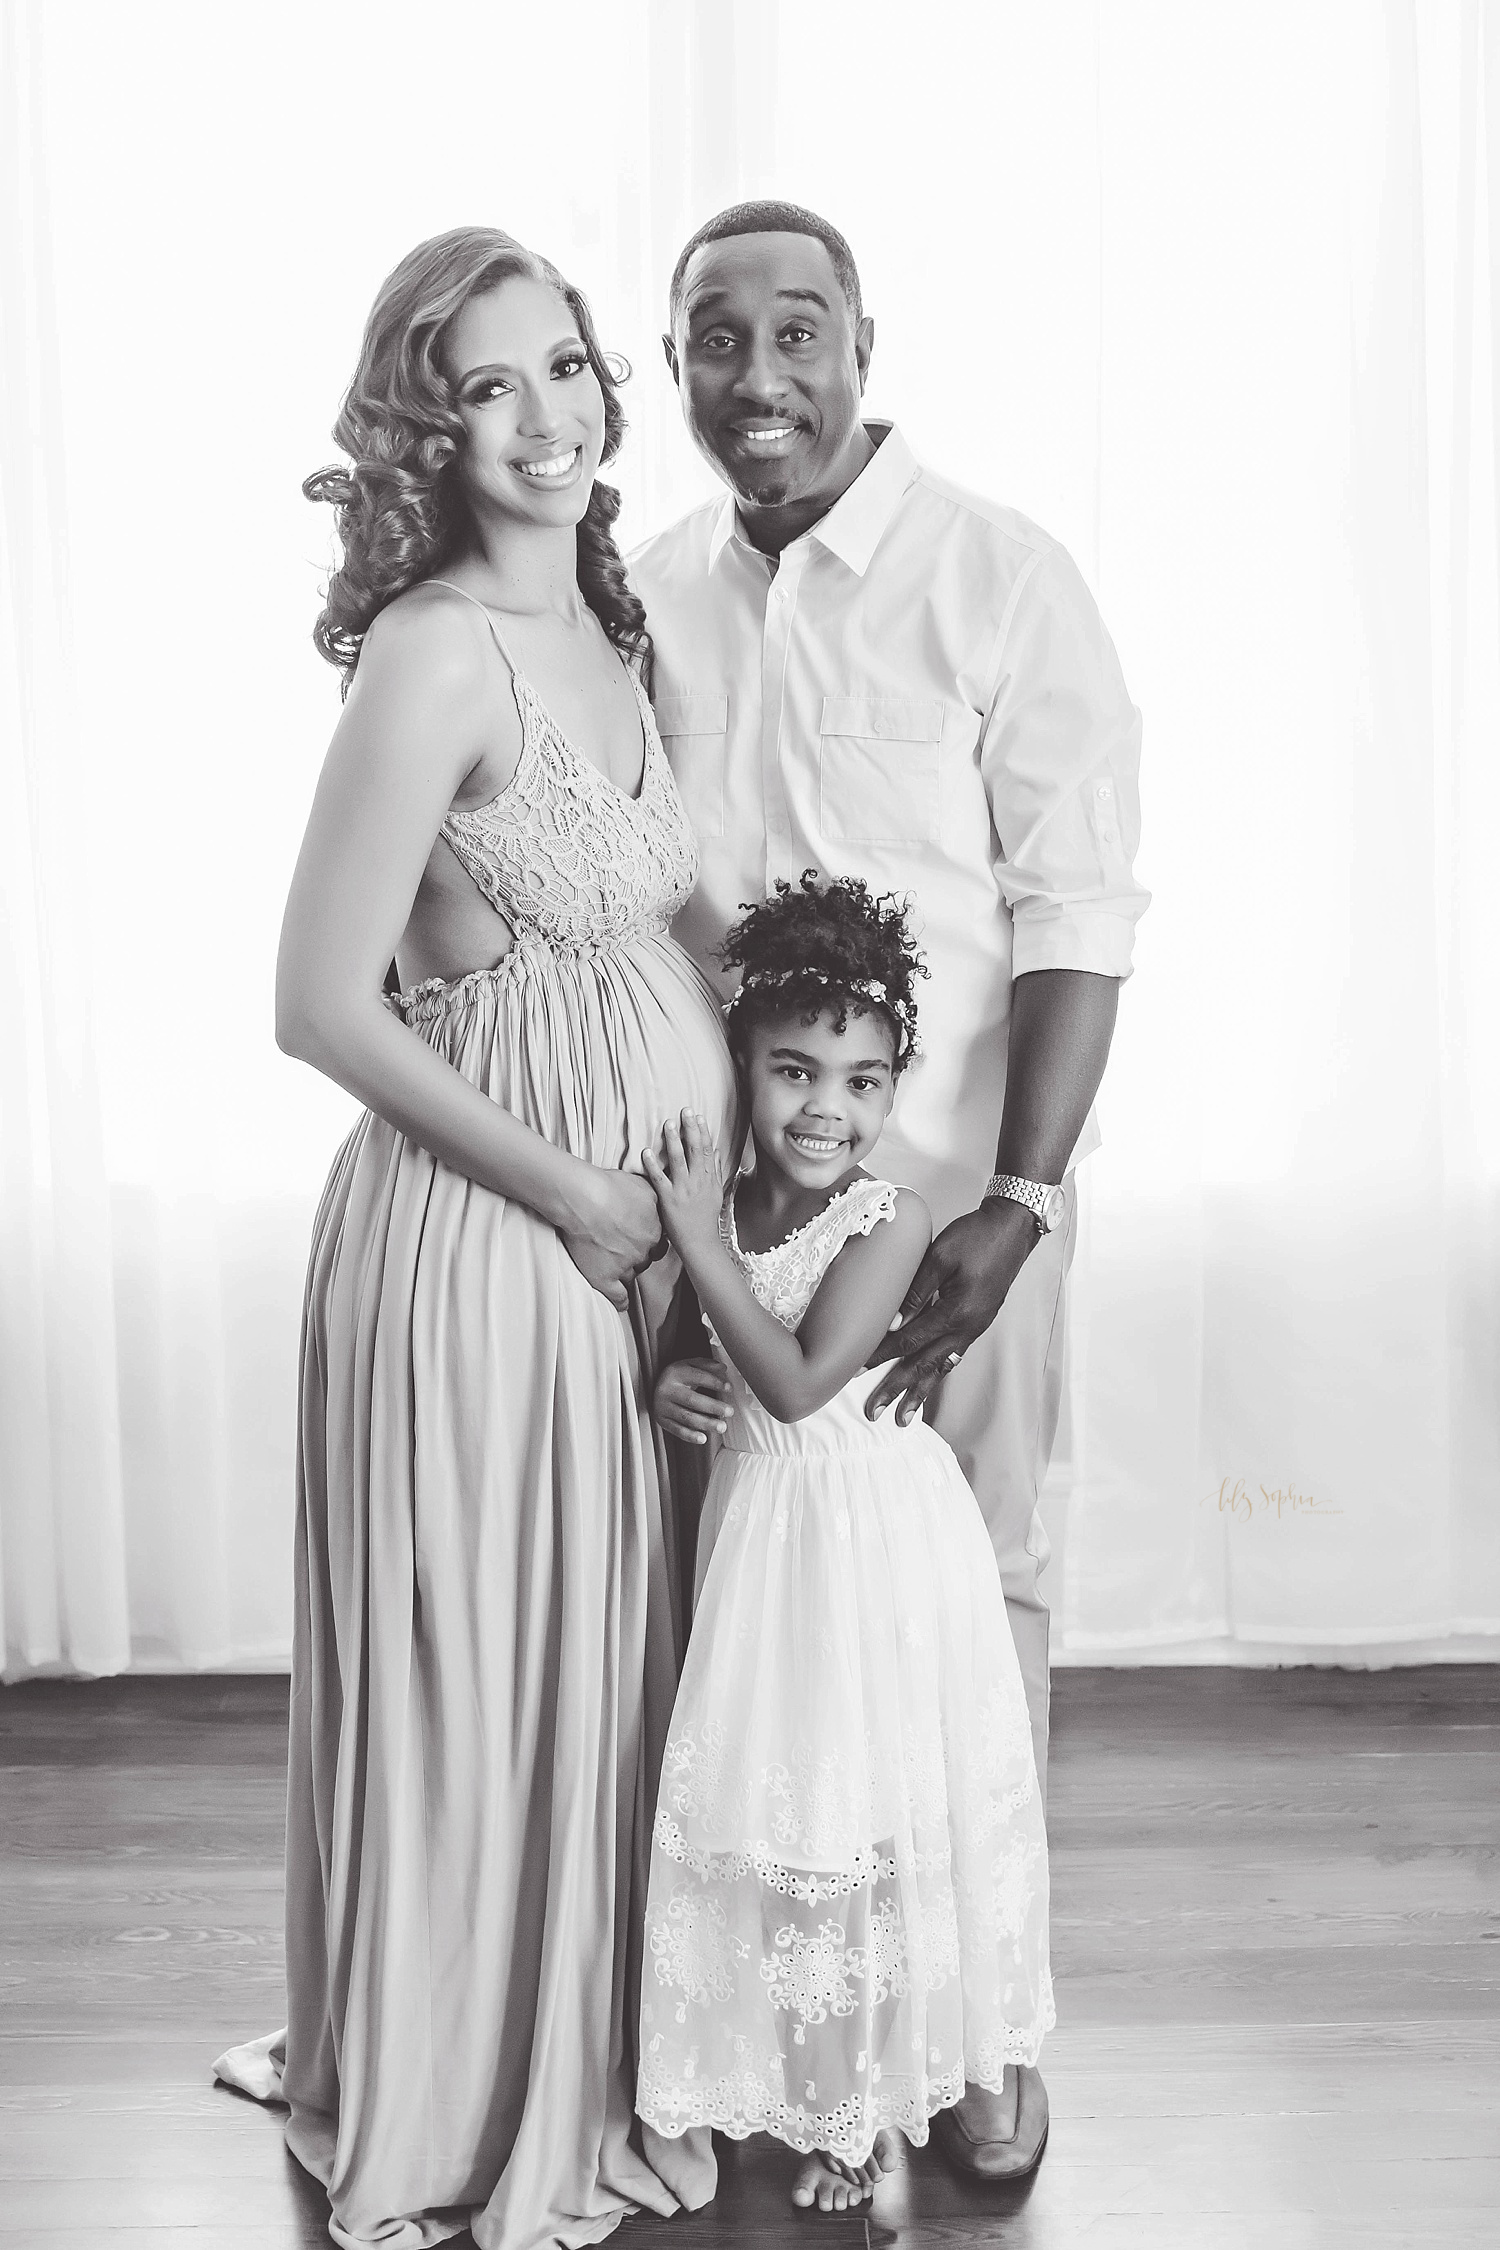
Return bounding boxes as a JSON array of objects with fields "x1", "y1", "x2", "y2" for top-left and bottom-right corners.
[{"x1": 395, "y1": 931, "x2": 738, "y2": 1172}]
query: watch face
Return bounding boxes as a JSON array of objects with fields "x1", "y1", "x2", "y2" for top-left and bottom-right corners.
[{"x1": 1042, "y1": 1187, "x2": 1067, "y2": 1231}]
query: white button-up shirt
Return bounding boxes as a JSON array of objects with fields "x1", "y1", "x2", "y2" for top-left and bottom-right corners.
[{"x1": 630, "y1": 423, "x2": 1148, "y2": 1227}]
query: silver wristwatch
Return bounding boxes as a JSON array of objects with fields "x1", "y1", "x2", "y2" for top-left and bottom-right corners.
[{"x1": 983, "y1": 1173, "x2": 1066, "y2": 1233}]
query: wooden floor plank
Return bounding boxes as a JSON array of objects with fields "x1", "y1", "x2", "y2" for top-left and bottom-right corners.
[{"x1": 1, "y1": 1666, "x2": 1495, "y2": 2246}]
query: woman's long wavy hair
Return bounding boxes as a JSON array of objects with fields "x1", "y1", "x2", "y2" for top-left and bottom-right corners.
[{"x1": 305, "y1": 227, "x2": 650, "y2": 691}]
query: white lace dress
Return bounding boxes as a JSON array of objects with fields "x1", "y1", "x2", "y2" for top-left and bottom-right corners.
[{"x1": 636, "y1": 1176, "x2": 1054, "y2": 2163}]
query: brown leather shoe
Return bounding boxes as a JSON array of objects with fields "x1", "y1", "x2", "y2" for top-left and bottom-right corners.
[{"x1": 930, "y1": 2065, "x2": 1050, "y2": 2181}]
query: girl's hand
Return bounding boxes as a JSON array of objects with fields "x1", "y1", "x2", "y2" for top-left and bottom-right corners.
[
  {"x1": 654, "y1": 1355, "x2": 734, "y2": 1446},
  {"x1": 641, "y1": 1111, "x2": 724, "y2": 1259}
]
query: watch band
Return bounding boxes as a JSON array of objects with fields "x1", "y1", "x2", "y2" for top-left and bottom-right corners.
[{"x1": 983, "y1": 1173, "x2": 1059, "y2": 1229}]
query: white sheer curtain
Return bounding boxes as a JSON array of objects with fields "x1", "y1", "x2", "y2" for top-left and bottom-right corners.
[
  {"x1": 0, "y1": 0, "x2": 129, "y2": 1674},
  {"x1": 793, "y1": 0, "x2": 1500, "y2": 1663},
  {"x1": 2, "y1": 0, "x2": 1495, "y2": 1676},
  {"x1": 1048, "y1": 0, "x2": 1500, "y2": 1662}
]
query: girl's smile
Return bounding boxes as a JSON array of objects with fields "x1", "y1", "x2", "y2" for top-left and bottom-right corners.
[
  {"x1": 785, "y1": 1128, "x2": 845, "y2": 1159},
  {"x1": 740, "y1": 1005, "x2": 898, "y2": 1225}
]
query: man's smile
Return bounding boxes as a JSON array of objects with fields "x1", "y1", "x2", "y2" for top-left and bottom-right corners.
[{"x1": 733, "y1": 420, "x2": 803, "y2": 451}]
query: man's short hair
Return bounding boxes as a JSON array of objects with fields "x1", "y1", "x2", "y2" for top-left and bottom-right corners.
[{"x1": 668, "y1": 200, "x2": 863, "y2": 331}]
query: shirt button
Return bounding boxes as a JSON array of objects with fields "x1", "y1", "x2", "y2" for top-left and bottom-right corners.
[{"x1": 1096, "y1": 781, "x2": 1113, "y2": 799}]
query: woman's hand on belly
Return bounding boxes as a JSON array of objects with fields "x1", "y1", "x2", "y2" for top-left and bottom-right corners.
[{"x1": 562, "y1": 1168, "x2": 665, "y2": 1309}]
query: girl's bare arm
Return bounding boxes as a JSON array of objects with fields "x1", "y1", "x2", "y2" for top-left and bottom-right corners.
[{"x1": 644, "y1": 1114, "x2": 931, "y2": 1421}]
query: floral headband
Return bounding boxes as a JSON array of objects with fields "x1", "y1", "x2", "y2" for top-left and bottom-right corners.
[{"x1": 725, "y1": 966, "x2": 920, "y2": 1058}]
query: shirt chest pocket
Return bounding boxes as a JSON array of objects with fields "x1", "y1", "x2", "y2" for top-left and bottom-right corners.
[
  {"x1": 818, "y1": 697, "x2": 944, "y2": 845},
  {"x1": 654, "y1": 693, "x2": 728, "y2": 839}
]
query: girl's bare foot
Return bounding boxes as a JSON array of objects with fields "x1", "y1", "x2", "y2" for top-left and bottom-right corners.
[
  {"x1": 853, "y1": 2128, "x2": 903, "y2": 2189},
  {"x1": 790, "y1": 2151, "x2": 871, "y2": 2212},
  {"x1": 790, "y1": 2132, "x2": 902, "y2": 2211}
]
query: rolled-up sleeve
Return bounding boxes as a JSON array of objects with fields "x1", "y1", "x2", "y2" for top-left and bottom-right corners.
[{"x1": 979, "y1": 543, "x2": 1149, "y2": 979}]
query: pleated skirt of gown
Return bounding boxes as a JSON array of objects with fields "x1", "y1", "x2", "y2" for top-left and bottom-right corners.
[{"x1": 276, "y1": 932, "x2": 734, "y2": 2250}]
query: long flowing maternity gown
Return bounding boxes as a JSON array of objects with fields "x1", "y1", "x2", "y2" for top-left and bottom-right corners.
[{"x1": 222, "y1": 600, "x2": 735, "y2": 2250}]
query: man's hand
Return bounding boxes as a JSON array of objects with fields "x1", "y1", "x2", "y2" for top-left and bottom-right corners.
[{"x1": 864, "y1": 1199, "x2": 1038, "y2": 1424}]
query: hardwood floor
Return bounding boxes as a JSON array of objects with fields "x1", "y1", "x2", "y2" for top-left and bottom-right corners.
[{"x1": 1, "y1": 1666, "x2": 1495, "y2": 2247}]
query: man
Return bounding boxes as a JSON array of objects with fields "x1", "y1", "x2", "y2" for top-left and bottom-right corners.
[{"x1": 631, "y1": 200, "x2": 1147, "y2": 2185}]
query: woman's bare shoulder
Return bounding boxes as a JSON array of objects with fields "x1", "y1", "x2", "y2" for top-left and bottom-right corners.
[{"x1": 354, "y1": 580, "x2": 497, "y2": 701}]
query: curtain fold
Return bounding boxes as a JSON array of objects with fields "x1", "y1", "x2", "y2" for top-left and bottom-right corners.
[
  {"x1": 1053, "y1": 0, "x2": 1500, "y2": 1660},
  {"x1": 1, "y1": 0, "x2": 1495, "y2": 1675},
  {"x1": 1, "y1": 0, "x2": 129, "y2": 1676}
]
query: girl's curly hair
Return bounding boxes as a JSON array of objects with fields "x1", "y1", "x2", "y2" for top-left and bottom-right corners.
[
  {"x1": 304, "y1": 226, "x2": 650, "y2": 690},
  {"x1": 719, "y1": 870, "x2": 928, "y2": 1075}
]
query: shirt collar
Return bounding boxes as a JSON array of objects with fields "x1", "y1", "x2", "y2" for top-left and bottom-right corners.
[{"x1": 707, "y1": 421, "x2": 919, "y2": 577}]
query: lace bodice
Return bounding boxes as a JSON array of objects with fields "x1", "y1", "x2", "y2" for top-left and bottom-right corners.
[
  {"x1": 439, "y1": 626, "x2": 698, "y2": 952},
  {"x1": 721, "y1": 1176, "x2": 901, "y2": 1332},
  {"x1": 708, "y1": 1176, "x2": 914, "y2": 1457}
]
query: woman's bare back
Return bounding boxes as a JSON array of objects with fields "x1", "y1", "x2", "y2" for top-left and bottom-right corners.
[{"x1": 390, "y1": 578, "x2": 650, "y2": 991}]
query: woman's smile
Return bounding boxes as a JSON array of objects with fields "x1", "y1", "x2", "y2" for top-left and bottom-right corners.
[
  {"x1": 443, "y1": 274, "x2": 608, "y2": 527},
  {"x1": 512, "y1": 443, "x2": 584, "y2": 485}
]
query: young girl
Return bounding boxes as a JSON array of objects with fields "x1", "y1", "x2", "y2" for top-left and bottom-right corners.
[{"x1": 635, "y1": 875, "x2": 1054, "y2": 2215}]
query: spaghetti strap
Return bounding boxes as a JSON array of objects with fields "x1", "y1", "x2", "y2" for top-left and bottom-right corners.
[{"x1": 424, "y1": 577, "x2": 521, "y2": 676}]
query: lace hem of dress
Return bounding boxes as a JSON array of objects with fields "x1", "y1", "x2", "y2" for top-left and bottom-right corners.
[
  {"x1": 653, "y1": 1812, "x2": 900, "y2": 1905},
  {"x1": 636, "y1": 2022, "x2": 1054, "y2": 2158}
]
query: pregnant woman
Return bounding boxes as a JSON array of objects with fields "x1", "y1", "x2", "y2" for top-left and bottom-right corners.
[{"x1": 223, "y1": 228, "x2": 732, "y2": 2249}]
